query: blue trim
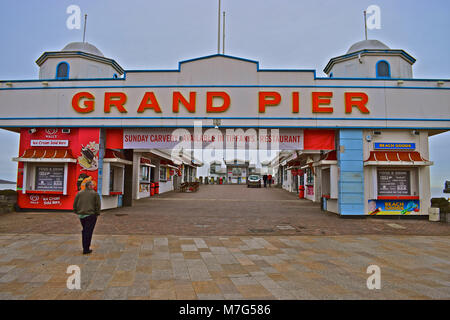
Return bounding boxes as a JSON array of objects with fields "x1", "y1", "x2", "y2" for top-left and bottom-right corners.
[
  {"x1": 316, "y1": 77, "x2": 449, "y2": 81},
  {"x1": 376, "y1": 60, "x2": 391, "y2": 78},
  {"x1": 2, "y1": 52, "x2": 448, "y2": 82},
  {"x1": 126, "y1": 54, "x2": 318, "y2": 77},
  {"x1": 1, "y1": 84, "x2": 449, "y2": 90},
  {"x1": 324, "y1": 49, "x2": 416, "y2": 74},
  {"x1": 0, "y1": 116, "x2": 449, "y2": 121},
  {"x1": 37, "y1": 51, "x2": 124, "y2": 74},
  {"x1": 0, "y1": 77, "x2": 126, "y2": 82},
  {"x1": 55, "y1": 62, "x2": 70, "y2": 80},
  {"x1": 1, "y1": 125, "x2": 449, "y2": 130}
]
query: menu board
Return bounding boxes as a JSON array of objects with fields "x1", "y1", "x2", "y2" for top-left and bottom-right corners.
[
  {"x1": 377, "y1": 170, "x2": 410, "y2": 195},
  {"x1": 35, "y1": 167, "x2": 64, "y2": 191}
]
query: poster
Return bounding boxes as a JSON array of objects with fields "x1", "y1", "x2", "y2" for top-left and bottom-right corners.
[
  {"x1": 35, "y1": 167, "x2": 64, "y2": 191},
  {"x1": 368, "y1": 199, "x2": 420, "y2": 215},
  {"x1": 377, "y1": 170, "x2": 410, "y2": 195}
]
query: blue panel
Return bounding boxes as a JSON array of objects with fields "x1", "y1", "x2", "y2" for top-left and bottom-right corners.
[
  {"x1": 339, "y1": 182, "x2": 364, "y2": 193},
  {"x1": 97, "y1": 129, "x2": 105, "y2": 202},
  {"x1": 340, "y1": 172, "x2": 363, "y2": 182},
  {"x1": 339, "y1": 129, "x2": 364, "y2": 140},
  {"x1": 338, "y1": 129, "x2": 365, "y2": 215},
  {"x1": 340, "y1": 193, "x2": 365, "y2": 204},
  {"x1": 339, "y1": 160, "x2": 363, "y2": 172},
  {"x1": 340, "y1": 139, "x2": 363, "y2": 150},
  {"x1": 340, "y1": 204, "x2": 365, "y2": 215},
  {"x1": 341, "y1": 150, "x2": 364, "y2": 160}
]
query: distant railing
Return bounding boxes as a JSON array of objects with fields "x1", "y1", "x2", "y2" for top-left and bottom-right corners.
[{"x1": 179, "y1": 182, "x2": 200, "y2": 192}]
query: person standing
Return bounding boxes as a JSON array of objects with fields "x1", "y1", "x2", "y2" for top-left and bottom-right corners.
[
  {"x1": 73, "y1": 181, "x2": 101, "y2": 254},
  {"x1": 263, "y1": 174, "x2": 268, "y2": 188},
  {"x1": 268, "y1": 174, "x2": 273, "y2": 188}
]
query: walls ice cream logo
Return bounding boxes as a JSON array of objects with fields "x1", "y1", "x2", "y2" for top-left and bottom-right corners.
[
  {"x1": 77, "y1": 141, "x2": 99, "y2": 171},
  {"x1": 29, "y1": 195, "x2": 40, "y2": 203},
  {"x1": 45, "y1": 128, "x2": 58, "y2": 135}
]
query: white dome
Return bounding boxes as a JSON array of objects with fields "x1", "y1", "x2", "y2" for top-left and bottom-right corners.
[
  {"x1": 62, "y1": 42, "x2": 104, "y2": 57},
  {"x1": 346, "y1": 39, "x2": 390, "y2": 54}
]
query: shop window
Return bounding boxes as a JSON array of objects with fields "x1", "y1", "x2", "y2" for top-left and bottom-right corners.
[
  {"x1": 35, "y1": 166, "x2": 64, "y2": 192},
  {"x1": 141, "y1": 166, "x2": 150, "y2": 182},
  {"x1": 184, "y1": 166, "x2": 188, "y2": 181},
  {"x1": 306, "y1": 167, "x2": 314, "y2": 184},
  {"x1": 377, "y1": 169, "x2": 412, "y2": 196},
  {"x1": 376, "y1": 60, "x2": 390, "y2": 78},
  {"x1": 21, "y1": 163, "x2": 68, "y2": 194},
  {"x1": 160, "y1": 166, "x2": 167, "y2": 182},
  {"x1": 109, "y1": 165, "x2": 124, "y2": 193},
  {"x1": 56, "y1": 62, "x2": 69, "y2": 79}
]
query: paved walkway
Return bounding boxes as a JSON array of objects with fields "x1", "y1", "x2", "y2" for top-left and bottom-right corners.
[
  {"x1": 1, "y1": 185, "x2": 449, "y2": 236},
  {"x1": 0, "y1": 233, "x2": 449, "y2": 300}
]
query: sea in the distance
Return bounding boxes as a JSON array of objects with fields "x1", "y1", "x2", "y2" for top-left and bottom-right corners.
[{"x1": 0, "y1": 183, "x2": 16, "y2": 191}]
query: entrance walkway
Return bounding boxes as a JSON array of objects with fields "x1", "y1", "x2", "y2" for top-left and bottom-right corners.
[
  {"x1": 0, "y1": 233, "x2": 449, "y2": 300},
  {"x1": 0, "y1": 186, "x2": 449, "y2": 300},
  {"x1": 0, "y1": 185, "x2": 448, "y2": 236}
]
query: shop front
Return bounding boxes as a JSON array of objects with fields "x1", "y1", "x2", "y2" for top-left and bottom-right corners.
[{"x1": 1, "y1": 39, "x2": 448, "y2": 215}]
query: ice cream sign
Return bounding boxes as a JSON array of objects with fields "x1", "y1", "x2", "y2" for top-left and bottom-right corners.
[{"x1": 31, "y1": 140, "x2": 69, "y2": 147}]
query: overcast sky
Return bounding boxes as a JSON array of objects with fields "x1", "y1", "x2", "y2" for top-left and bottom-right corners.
[{"x1": 0, "y1": 0, "x2": 449, "y2": 196}]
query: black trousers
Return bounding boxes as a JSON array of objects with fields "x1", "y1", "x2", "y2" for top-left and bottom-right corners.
[{"x1": 80, "y1": 215, "x2": 97, "y2": 252}]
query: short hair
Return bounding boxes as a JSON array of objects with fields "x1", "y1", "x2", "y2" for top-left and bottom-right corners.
[{"x1": 84, "y1": 181, "x2": 93, "y2": 189}]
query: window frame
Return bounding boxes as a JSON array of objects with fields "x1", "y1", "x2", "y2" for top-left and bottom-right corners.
[
  {"x1": 376, "y1": 60, "x2": 391, "y2": 78},
  {"x1": 159, "y1": 166, "x2": 167, "y2": 182},
  {"x1": 55, "y1": 61, "x2": 70, "y2": 80}
]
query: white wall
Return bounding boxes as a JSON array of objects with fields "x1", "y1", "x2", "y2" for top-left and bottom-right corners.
[
  {"x1": 329, "y1": 55, "x2": 413, "y2": 78},
  {"x1": 39, "y1": 57, "x2": 119, "y2": 79}
]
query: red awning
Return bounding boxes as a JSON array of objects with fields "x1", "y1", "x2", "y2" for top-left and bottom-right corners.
[
  {"x1": 286, "y1": 159, "x2": 301, "y2": 167},
  {"x1": 104, "y1": 149, "x2": 132, "y2": 165},
  {"x1": 105, "y1": 149, "x2": 126, "y2": 160},
  {"x1": 13, "y1": 149, "x2": 76, "y2": 162},
  {"x1": 304, "y1": 129, "x2": 335, "y2": 150},
  {"x1": 364, "y1": 151, "x2": 432, "y2": 166},
  {"x1": 320, "y1": 150, "x2": 337, "y2": 161},
  {"x1": 140, "y1": 157, "x2": 152, "y2": 165}
]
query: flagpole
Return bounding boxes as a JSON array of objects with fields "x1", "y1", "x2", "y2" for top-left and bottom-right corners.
[
  {"x1": 218, "y1": 0, "x2": 221, "y2": 53},
  {"x1": 363, "y1": 10, "x2": 367, "y2": 40},
  {"x1": 83, "y1": 14, "x2": 87, "y2": 43}
]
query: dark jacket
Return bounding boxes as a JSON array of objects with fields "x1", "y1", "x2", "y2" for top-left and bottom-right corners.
[{"x1": 73, "y1": 189, "x2": 101, "y2": 216}]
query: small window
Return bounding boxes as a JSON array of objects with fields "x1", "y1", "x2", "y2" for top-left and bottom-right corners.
[
  {"x1": 159, "y1": 167, "x2": 167, "y2": 181},
  {"x1": 329, "y1": 72, "x2": 333, "y2": 78},
  {"x1": 376, "y1": 60, "x2": 390, "y2": 78},
  {"x1": 56, "y1": 62, "x2": 69, "y2": 79},
  {"x1": 306, "y1": 167, "x2": 314, "y2": 184},
  {"x1": 140, "y1": 166, "x2": 150, "y2": 181},
  {"x1": 113, "y1": 73, "x2": 118, "y2": 79},
  {"x1": 35, "y1": 166, "x2": 64, "y2": 192}
]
